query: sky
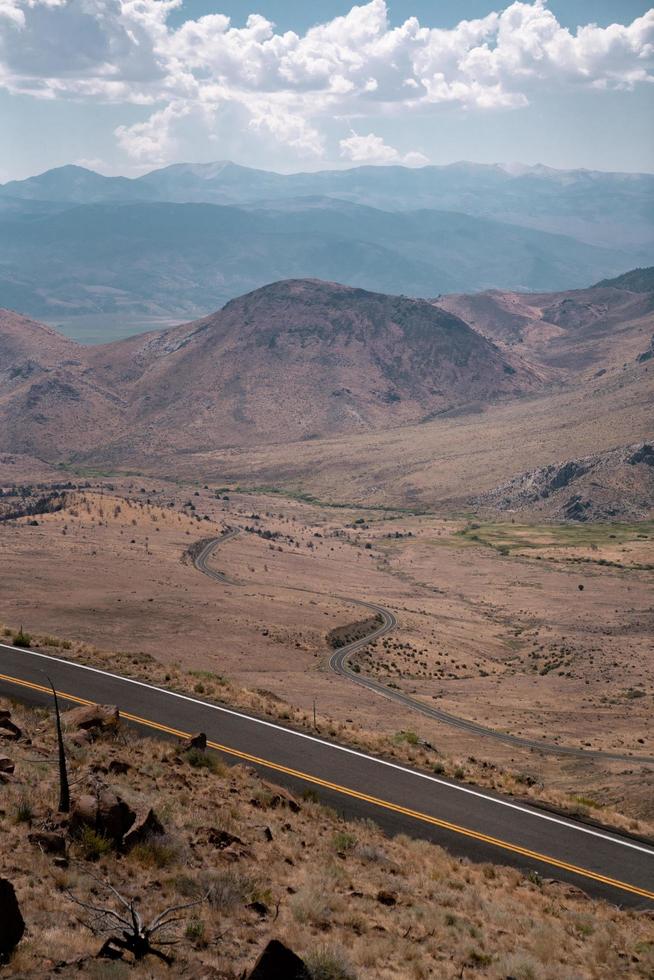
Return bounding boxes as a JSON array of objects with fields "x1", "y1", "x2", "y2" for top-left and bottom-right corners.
[{"x1": 1, "y1": 0, "x2": 653, "y2": 181}]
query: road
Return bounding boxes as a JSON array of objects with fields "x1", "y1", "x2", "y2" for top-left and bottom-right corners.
[
  {"x1": 198, "y1": 535, "x2": 654, "y2": 765},
  {"x1": 1, "y1": 641, "x2": 653, "y2": 908}
]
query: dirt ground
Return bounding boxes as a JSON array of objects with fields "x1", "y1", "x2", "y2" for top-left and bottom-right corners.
[{"x1": 1, "y1": 473, "x2": 653, "y2": 824}]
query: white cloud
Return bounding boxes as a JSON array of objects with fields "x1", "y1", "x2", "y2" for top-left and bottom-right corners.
[
  {"x1": 339, "y1": 131, "x2": 427, "y2": 166},
  {"x1": 1, "y1": 0, "x2": 653, "y2": 166}
]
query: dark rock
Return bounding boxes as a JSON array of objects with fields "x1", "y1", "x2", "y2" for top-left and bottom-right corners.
[
  {"x1": 376, "y1": 889, "x2": 398, "y2": 906},
  {"x1": 206, "y1": 828, "x2": 244, "y2": 850},
  {"x1": 0, "y1": 757, "x2": 15, "y2": 774},
  {"x1": 260, "y1": 781, "x2": 301, "y2": 813},
  {"x1": 0, "y1": 879, "x2": 25, "y2": 961},
  {"x1": 628, "y1": 443, "x2": 654, "y2": 467},
  {"x1": 563, "y1": 495, "x2": 591, "y2": 521},
  {"x1": 182, "y1": 732, "x2": 207, "y2": 751},
  {"x1": 70, "y1": 790, "x2": 136, "y2": 844},
  {"x1": 247, "y1": 939, "x2": 310, "y2": 979},
  {"x1": 108, "y1": 759, "x2": 131, "y2": 775},
  {"x1": 247, "y1": 900, "x2": 269, "y2": 918},
  {"x1": 122, "y1": 808, "x2": 164, "y2": 850},
  {"x1": 0, "y1": 717, "x2": 21, "y2": 741},
  {"x1": 28, "y1": 831, "x2": 67, "y2": 855},
  {"x1": 70, "y1": 730, "x2": 93, "y2": 747}
]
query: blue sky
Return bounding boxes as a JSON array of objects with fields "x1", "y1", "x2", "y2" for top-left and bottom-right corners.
[{"x1": 1, "y1": 1, "x2": 653, "y2": 180}]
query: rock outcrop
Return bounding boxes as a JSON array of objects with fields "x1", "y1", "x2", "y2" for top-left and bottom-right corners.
[
  {"x1": 0, "y1": 879, "x2": 25, "y2": 962},
  {"x1": 247, "y1": 939, "x2": 310, "y2": 980}
]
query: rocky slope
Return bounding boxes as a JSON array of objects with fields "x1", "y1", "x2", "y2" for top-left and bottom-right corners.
[
  {"x1": 474, "y1": 443, "x2": 654, "y2": 521},
  {"x1": 2, "y1": 695, "x2": 653, "y2": 978}
]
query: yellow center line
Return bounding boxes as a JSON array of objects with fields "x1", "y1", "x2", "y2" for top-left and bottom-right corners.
[{"x1": 2, "y1": 671, "x2": 653, "y2": 902}]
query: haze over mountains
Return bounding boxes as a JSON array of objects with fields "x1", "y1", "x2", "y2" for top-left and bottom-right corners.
[{"x1": 1, "y1": 162, "x2": 652, "y2": 338}]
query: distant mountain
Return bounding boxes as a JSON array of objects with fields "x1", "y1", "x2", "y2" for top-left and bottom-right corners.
[
  {"x1": 0, "y1": 279, "x2": 543, "y2": 461},
  {"x1": 0, "y1": 198, "x2": 638, "y2": 330},
  {"x1": 595, "y1": 267, "x2": 654, "y2": 292},
  {"x1": 2, "y1": 160, "x2": 653, "y2": 248},
  {"x1": 0, "y1": 165, "x2": 156, "y2": 204}
]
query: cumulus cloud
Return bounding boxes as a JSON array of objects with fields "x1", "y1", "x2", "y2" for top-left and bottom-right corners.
[
  {"x1": 339, "y1": 131, "x2": 427, "y2": 166},
  {"x1": 1, "y1": 0, "x2": 653, "y2": 165}
]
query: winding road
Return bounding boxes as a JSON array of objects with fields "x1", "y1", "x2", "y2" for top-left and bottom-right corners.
[
  {"x1": 197, "y1": 534, "x2": 654, "y2": 765},
  {"x1": 2, "y1": 530, "x2": 653, "y2": 908}
]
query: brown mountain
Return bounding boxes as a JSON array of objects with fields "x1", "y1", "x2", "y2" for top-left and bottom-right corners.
[
  {"x1": 0, "y1": 279, "x2": 543, "y2": 463},
  {"x1": 434, "y1": 271, "x2": 654, "y2": 376}
]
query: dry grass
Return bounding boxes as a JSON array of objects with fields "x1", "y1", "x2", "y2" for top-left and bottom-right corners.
[
  {"x1": 0, "y1": 483, "x2": 652, "y2": 834},
  {"x1": 2, "y1": 612, "x2": 652, "y2": 841},
  {"x1": 1, "y1": 698, "x2": 653, "y2": 979}
]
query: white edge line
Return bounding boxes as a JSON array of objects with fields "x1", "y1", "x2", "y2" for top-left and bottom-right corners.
[{"x1": 2, "y1": 642, "x2": 653, "y2": 858}]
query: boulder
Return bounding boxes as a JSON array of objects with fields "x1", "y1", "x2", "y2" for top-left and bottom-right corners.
[
  {"x1": 28, "y1": 831, "x2": 67, "y2": 855},
  {"x1": 182, "y1": 732, "x2": 207, "y2": 751},
  {"x1": 64, "y1": 704, "x2": 119, "y2": 735},
  {"x1": 0, "y1": 757, "x2": 15, "y2": 774},
  {"x1": 259, "y1": 781, "x2": 301, "y2": 813},
  {"x1": 0, "y1": 716, "x2": 21, "y2": 741},
  {"x1": 122, "y1": 809, "x2": 164, "y2": 850},
  {"x1": 70, "y1": 730, "x2": 93, "y2": 748},
  {"x1": 206, "y1": 828, "x2": 244, "y2": 851},
  {"x1": 0, "y1": 879, "x2": 25, "y2": 962},
  {"x1": 71, "y1": 789, "x2": 136, "y2": 844},
  {"x1": 247, "y1": 939, "x2": 310, "y2": 980}
]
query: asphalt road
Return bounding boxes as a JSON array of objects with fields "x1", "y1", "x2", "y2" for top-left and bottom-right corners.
[
  {"x1": 1, "y1": 641, "x2": 653, "y2": 908},
  {"x1": 198, "y1": 534, "x2": 654, "y2": 765}
]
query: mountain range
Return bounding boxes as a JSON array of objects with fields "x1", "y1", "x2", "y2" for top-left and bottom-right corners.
[{"x1": 1, "y1": 162, "x2": 652, "y2": 338}]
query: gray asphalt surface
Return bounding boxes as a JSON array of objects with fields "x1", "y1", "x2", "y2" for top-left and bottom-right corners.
[{"x1": 1, "y1": 641, "x2": 653, "y2": 908}]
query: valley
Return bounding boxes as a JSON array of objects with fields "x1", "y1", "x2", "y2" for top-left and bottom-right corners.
[
  {"x1": 1, "y1": 477, "x2": 652, "y2": 830},
  {"x1": 0, "y1": 262, "x2": 652, "y2": 954},
  {"x1": 3, "y1": 2, "x2": 654, "y2": 971}
]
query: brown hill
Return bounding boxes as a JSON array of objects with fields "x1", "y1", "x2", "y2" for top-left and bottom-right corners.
[
  {"x1": 0, "y1": 309, "x2": 123, "y2": 459},
  {"x1": 0, "y1": 280, "x2": 543, "y2": 462},
  {"x1": 0, "y1": 308, "x2": 79, "y2": 384},
  {"x1": 434, "y1": 279, "x2": 654, "y2": 375}
]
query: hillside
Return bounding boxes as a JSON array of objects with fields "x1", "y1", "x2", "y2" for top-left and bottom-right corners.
[
  {"x1": 474, "y1": 443, "x2": 654, "y2": 522},
  {"x1": 0, "y1": 280, "x2": 542, "y2": 461},
  {"x1": 0, "y1": 199, "x2": 636, "y2": 332},
  {"x1": 435, "y1": 269, "x2": 654, "y2": 375},
  {"x1": 3, "y1": 695, "x2": 652, "y2": 978},
  {"x1": 0, "y1": 273, "x2": 651, "y2": 513}
]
